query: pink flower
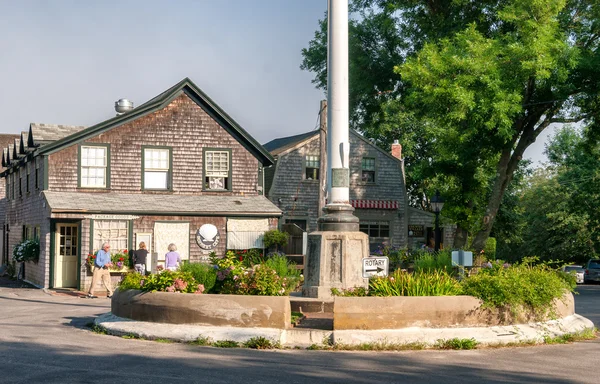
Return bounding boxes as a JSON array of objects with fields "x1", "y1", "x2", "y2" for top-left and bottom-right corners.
[
  {"x1": 166, "y1": 285, "x2": 175, "y2": 292},
  {"x1": 194, "y1": 284, "x2": 205, "y2": 294}
]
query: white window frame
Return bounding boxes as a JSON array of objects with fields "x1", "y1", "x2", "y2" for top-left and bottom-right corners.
[
  {"x1": 80, "y1": 145, "x2": 108, "y2": 188},
  {"x1": 143, "y1": 147, "x2": 170, "y2": 190},
  {"x1": 204, "y1": 150, "x2": 230, "y2": 191}
]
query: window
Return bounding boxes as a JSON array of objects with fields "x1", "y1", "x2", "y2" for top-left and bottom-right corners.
[
  {"x1": 359, "y1": 221, "x2": 390, "y2": 238},
  {"x1": 204, "y1": 150, "x2": 230, "y2": 190},
  {"x1": 360, "y1": 221, "x2": 390, "y2": 254},
  {"x1": 362, "y1": 157, "x2": 376, "y2": 183},
  {"x1": 35, "y1": 157, "x2": 40, "y2": 190},
  {"x1": 143, "y1": 147, "x2": 171, "y2": 190},
  {"x1": 93, "y1": 220, "x2": 128, "y2": 251},
  {"x1": 18, "y1": 169, "x2": 22, "y2": 197},
  {"x1": 80, "y1": 145, "x2": 108, "y2": 188},
  {"x1": 26, "y1": 162, "x2": 30, "y2": 193},
  {"x1": 305, "y1": 155, "x2": 320, "y2": 180},
  {"x1": 287, "y1": 219, "x2": 307, "y2": 231}
]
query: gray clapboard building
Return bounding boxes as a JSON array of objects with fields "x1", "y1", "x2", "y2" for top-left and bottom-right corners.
[
  {"x1": 263, "y1": 130, "x2": 455, "y2": 253},
  {"x1": 1, "y1": 78, "x2": 281, "y2": 291}
]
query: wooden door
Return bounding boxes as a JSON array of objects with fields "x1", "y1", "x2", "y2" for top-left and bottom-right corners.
[{"x1": 54, "y1": 224, "x2": 78, "y2": 288}]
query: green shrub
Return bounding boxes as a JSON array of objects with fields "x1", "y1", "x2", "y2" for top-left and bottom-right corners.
[
  {"x1": 485, "y1": 237, "x2": 497, "y2": 260},
  {"x1": 213, "y1": 340, "x2": 239, "y2": 348},
  {"x1": 263, "y1": 230, "x2": 289, "y2": 251},
  {"x1": 461, "y1": 257, "x2": 575, "y2": 317},
  {"x1": 435, "y1": 338, "x2": 478, "y2": 350},
  {"x1": 331, "y1": 286, "x2": 369, "y2": 297},
  {"x1": 119, "y1": 270, "x2": 206, "y2": 294},
  {"x1": 179, "y1": 262, "x2": 217, "y2": 293},
  {"x1": 13, "y1": 239, "x2": 40, "y2": 263},
  {"x1": 413, "y1": 250, "x2": 453, "y2": 274},
  {"x1": 369, "y1": 269, "x2": 462, "y2": 296},
  {"x1": 243, "y1": 337, "x2": 275, "y2": 349}
]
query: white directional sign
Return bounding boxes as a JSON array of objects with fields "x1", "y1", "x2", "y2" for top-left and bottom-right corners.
[{"x1": 362, "y1": 256, "x2": 389, "y2": 278}]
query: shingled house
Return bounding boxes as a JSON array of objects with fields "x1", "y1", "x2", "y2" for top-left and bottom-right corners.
[
  {"x1": 263, "y1": 130, "x2": 455, "y2": 253},
  {"x1": 1, "y1": 78, "x2": 281, "y2": 291},
  {"x1": 0, "y1": 134, "x2": 21, "y2": 264}
]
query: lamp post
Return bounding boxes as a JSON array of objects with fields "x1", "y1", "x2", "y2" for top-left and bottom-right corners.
[{"x1": 430, "y1": 190, "x2": 445, "y2": 252}]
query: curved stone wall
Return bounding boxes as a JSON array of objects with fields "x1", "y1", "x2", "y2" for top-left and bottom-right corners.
[
  {"x1": 112, "y1": 289, "x2": 291, "y2": 329},
  {"x1": 333, "y1": 293, "x2": 575, "y2": 330}
]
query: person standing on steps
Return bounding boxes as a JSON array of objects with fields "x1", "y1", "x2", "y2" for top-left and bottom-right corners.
[
  {"x1": 133, "y1": 242, "x2": 148, "y2": 274},
  {"x1": 88, "y1": 242, "x2": 114, "y2": 299},
  {"x1": 164, "y1": 243, "x2": 181, "y2": 271}
]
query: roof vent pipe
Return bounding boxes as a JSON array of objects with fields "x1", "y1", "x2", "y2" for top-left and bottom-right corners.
[{"x1": 115, "y1": 99, "x2": 134, "y2": 115}]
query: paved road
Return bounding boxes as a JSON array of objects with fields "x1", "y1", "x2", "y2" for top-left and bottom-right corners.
[{"x1": 0, "y1": 281, "x2": 598, "y2": 384}]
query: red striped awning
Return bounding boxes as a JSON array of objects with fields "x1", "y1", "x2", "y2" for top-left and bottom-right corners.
[{"x1": 350, "y1": 200, "x2": 399, "y2": 210}]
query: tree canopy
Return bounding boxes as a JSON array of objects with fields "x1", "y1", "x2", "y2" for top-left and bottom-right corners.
[{"x1": 301, "y1": 0, "x2": 600, "y2": 250}]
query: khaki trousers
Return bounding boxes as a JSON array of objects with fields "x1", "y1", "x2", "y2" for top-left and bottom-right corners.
[{"x1": 88, "y1": 267, "x2": 113, "y2": 296}]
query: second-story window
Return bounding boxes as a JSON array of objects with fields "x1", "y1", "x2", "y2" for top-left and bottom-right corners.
[
  {"x1": 204, "y1": 150, "x2": 230, "y2": 191},
  {"x1": 305, "y1": 155, "x2": 320, "y2": 180},
  {"x1": 143, "y1": 147, "x2": 171, "y2": 190},
  {"x1": 80, "y1": 145, "x2": 108, "y2": 188},
  {"x1": 362, "y1": 157, "x2": 376, "y2": 183}
]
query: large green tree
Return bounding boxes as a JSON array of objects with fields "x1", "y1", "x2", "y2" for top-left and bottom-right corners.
[{"x1": 301, "y1": 0, "x2": 600, "y2": 250}]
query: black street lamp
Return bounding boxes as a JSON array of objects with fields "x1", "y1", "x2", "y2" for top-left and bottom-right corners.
[{"x1": 430, "y1": 190, "x2": 445, "y2": 252}]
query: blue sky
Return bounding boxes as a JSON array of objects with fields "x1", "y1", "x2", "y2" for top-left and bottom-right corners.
[{"x1": 0, "y1": 0, "x2": 549, "y2": 163}]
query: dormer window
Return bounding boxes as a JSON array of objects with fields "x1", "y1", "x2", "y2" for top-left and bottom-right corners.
[
  {"x1": 204, "y1": 149, "x2": 231, "y2": 191},
  {"x1": 79, "y1": 144, "x2": 109, "y2": 188}
]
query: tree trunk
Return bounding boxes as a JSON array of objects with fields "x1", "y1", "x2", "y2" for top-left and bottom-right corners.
[
  {"x1": 453, "y1": 225, "x2": 468, "y2": 249},
  {"x1": 472, "y1": 110, "x2": 550, "y2": 251}
]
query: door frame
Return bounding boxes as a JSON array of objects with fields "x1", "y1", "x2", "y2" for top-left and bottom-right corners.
[{"x1": 50, "y1": 219, "x2": 82, "y2": 289}]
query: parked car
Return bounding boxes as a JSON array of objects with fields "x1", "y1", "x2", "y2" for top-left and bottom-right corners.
[
  {"x1": 584, "y1": 259, "x2": 600, "y2": 283},
  {"x1": 562, "y1": 265, "x2": 585, "y2": 284}
]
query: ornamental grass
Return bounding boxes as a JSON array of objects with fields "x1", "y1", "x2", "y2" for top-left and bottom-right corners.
[{"x1": 369, "y1": 269, "x2": 463, "y2": 297}]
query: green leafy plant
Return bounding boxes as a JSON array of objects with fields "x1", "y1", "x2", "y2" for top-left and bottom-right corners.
[
  {"x1": 369, "y1": 269, "x2": 462, "y2": 296},
  {"x1": 243, "y1": 337, "x2": 275, "y2": 349},
  {"x1": 212, "y1": 340, "x2": 239, "y2": 348},
  {"x1": 188, "y1": 336, "x2": 213, "y2": 346},
  {"x1": 263, "y1": 230, "x2": 289, "y2": 252},
  {"x1": 461, "y1": 257, "x2": 575, "y2": 318},
  {"x1": 179, "y1": 262, "x2": 217, "y2": 292},
  {"x1": 435, "y1": 338, "x2": 478, "y2": 350},
  {"x1": 413, "y1": 250, "x2": 453, "y2": 274},
  {"x1": 118, "y1": 270, "x2": 205, "y2": 294},
  {"x1": 12, "y1": 239, "x2": 40, "y2": 263},
  {"x1": 331, "y1": 287, "x2": 369, "y2": 297}
]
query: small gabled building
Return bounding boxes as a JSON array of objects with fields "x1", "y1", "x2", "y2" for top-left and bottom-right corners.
[
  {"x1": 1, "y1": 78, "x2": 281, "y2": 291},
  {"x1": 263, "y1": 130, "x2": 455, "y2": 253}
]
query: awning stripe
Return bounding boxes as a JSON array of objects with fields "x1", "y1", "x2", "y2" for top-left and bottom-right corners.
[{"x1": 350, "y1": 200, "x2": 398, "y2": 210}]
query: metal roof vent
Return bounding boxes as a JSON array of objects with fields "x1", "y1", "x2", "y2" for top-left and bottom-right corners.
[{"x1": 115, "y1": 99, "x2": 134, "y2": 115}]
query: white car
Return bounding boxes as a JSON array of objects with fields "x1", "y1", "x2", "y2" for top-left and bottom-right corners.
[{"x1": 563, "y1": 265, "x2": 585, "y2": 284}]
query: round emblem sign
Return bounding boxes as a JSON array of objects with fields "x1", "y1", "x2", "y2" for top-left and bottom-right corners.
[{"x1": 196, "y1": 224, "x2": 220, "y2": 250}]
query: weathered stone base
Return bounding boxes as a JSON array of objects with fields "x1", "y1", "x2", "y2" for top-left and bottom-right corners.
[
  {"x1": 111, "y1": 289, "x2": 291, "y2": 329},
  {"x1": 302, "y1": 231, "x2": 369, "y2": 299}
]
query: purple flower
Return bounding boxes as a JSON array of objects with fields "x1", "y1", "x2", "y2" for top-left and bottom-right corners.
[{"x1": 117, "y1": 261, "x2": 123, "y2": 268}]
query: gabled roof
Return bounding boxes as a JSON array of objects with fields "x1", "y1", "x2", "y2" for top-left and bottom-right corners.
[
  {"x1": 263, "y1": 131, "x2": 318, "y2": 155},
  {"x1": 30, "y1": 123, "x2": 87, "y2": 145},
  {"x1": 35, "y1": 78, "x2": 274, "y2": 166},
  {"x1": 263, "y1": 129, "x2": 403, "y2": 164}
]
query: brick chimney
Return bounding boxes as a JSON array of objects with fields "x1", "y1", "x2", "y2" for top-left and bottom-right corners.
[{"x1": 391, "y1": 140, "x2": 402, "y2": 160}]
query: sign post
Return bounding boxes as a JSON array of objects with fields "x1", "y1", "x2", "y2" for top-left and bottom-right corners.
[{"x1": 362, "y1": 257, "x2": 389, "y2": 278}]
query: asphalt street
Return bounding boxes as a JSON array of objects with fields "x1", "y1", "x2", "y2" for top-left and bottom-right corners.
[{"x1": 0, "y1": 280, "x2": 598, "y2": 384}]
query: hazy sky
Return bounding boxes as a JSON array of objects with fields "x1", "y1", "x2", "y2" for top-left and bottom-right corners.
[{"x1": 0, "y1": 0, "x2": 549, "y2": 164}]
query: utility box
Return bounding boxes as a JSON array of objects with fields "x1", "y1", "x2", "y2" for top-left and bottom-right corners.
[{"x1": 452, "y1": 250, "x2": 473, "y2": 267}]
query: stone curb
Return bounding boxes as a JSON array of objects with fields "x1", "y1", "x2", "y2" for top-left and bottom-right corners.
[{"x1": 95, "y1": 313, "x2": 595, "y2": 348}]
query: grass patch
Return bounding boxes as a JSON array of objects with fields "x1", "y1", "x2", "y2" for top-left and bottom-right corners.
[
  {"x1": 544, "y1": 328, "x2": 598, "y2": 344},
  {"x1": 188, "y1": 336, "x2": 213, "y2": 346},
  {"x1": 154, "y1": 338, "x2": 173, "y2": 343},
  {"x1": 291, "y1": 311, "x2": 304, "y2": 325},
  {"x1": 87, "y1": 323, "x2": 107, "y2": 335},
  {"x1": 121, "y1": 333, "x2": 141, "y2": 339},
  {"x1": 243, "y1": 337, "x2": 276, "y2": 349},
  {"x1": 435, "y1": 338, "x2": 479, "y2": 350},
  {"x1": 212, "y1": 340, "x2": 239, "y2": 348},
  {"x1": 334, "y1": 341, "x2": 428, "y2": 351}
]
